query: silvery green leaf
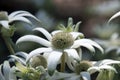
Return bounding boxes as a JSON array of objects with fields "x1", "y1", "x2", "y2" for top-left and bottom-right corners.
[
  {"x1": 3, "y1": 61, "x2": 11, "y2": 80},
  {"x1": 68, "y1": 17, "x2": 73, "y2": 27},
  {"x1": 108, "y1": 11, "x2": 120, "y2": 23},
  {"x1": 16, "y1": 35, "x2": 51, "y2": 47},
  {"x1": 33, "y1": 28, "x2": 52, "y2": 41},
  {"x1": 59, "y1": 24, "x2": 66, "y2": 30},
  {"x1": 74, "y1": 21, "x2": 82, "y2": 31},
  {"x1": 0, "y1": 65, "x2": 5, "y2": 80}
]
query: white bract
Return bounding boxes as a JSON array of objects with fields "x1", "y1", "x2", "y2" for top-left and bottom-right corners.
[
  {"x1": 0, "y1": 11, "x2": 40, "y2": 29},
  {"x1": 0, "y1": 61, "x2": 17, "y2": 80},
  {"x1": 16, "y1": 18, "x2": 103, "y2": 75},
  {"x1": 108, "y1": 11, "x2": 120, "y2": 23}
]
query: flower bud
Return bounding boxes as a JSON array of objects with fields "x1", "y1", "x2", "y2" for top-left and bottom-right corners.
[
  {"x1": 30, "y1": 55, "x2": 47, "y2": 68},
  {"x1": 75, "y1": 61, "x2": 92, "y2": 74}
]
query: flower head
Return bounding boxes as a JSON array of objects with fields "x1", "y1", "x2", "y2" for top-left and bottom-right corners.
[
  {"x1": 16, "y1": 18, "x2": 103, "y2": 75},
  {"x1": 52, "y1": 32, "x2": 74, "y2": 49},
  {"x1": 88, "y1": 59, "x2": 120, "y2": 80},
  {"x1": 0, "y1": 10, "x2": 40, "y2": 29},
  {"x1": 75, "y1": 61, "x2": 92, "y2": 75}
]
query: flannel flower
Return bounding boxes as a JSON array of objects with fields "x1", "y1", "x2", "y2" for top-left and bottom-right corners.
[
  {"x1": 16, "y1": 18, "x2": 103, "y2": 75},
  {"x1": 88, "y1": 59, "x2": 120, "y2": 80},
  {"x1": 0, "y1": 10, "x2": 39, "y2": 29},
  {"x1": 65, "y1": 59, "x2": 120, "y2": 80}
]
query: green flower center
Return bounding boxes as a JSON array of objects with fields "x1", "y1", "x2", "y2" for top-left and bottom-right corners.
[
  {"x1": 75, "y1": 61, "x2": 92, "y2": 74},
  {"x1": 30, "y1": 55, "x2": 47, "y2": 68},
  {"x1": 52, "y1": 32, "x2": 74, "y2": 49},
  {"x1": 0, "y1": 11, "x2": 8, "y2": 20}
]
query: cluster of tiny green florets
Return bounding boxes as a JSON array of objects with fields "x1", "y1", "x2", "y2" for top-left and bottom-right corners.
[{"x1": 52, "y1": 32, "x2": 74, "y2": 49}]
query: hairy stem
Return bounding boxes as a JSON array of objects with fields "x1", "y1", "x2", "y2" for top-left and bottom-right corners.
[
  {"x1": 2, "y1": 36, "x2": 15, "y2": 54},
  {"x1": 60, "y1": 52, "x2": 65, "y2": 72}
]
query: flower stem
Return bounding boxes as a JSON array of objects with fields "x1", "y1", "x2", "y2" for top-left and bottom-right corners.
[
  {"x1": 60, "y1": 52, "x2": 65, "y2": 72},
  {"x1": 2, "y1": 36, "x2": 15, "y2": 55}
]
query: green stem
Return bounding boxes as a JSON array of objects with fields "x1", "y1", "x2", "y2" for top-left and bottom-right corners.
[
  {"x1": 60, "y1": 52, "x2": 65, "y2": 72},
  {"x1": 2, "y1": 36, "x2": 15, "y2": 55}
]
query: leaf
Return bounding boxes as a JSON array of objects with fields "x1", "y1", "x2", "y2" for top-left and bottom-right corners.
[
  {"x1": 74, "y1": 21, "x2": 82, "y2": 31},
  {"x1": 68, "y1": 17, "x2": 73, "y2": 27}
]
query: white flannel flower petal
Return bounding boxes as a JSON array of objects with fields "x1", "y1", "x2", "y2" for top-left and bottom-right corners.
[
  {"x1": 16, "y1": 35, "x2": 51, "y2": 47},
  {"x1": 87, "y1": 59, "x2": 120, "y2": 80},
  {"x1": 26, "y1": 48, "x2": 52, "y2": 62},
  {"x1": 47, "y1": 51, "x2": 63, "y2": 75},
  {"x1": 71, "y1": 39, "x2": 103, "y2": 53},
  {"x1": 108, "y1": 11, "x2": 120, "y2": 23},
  {"x1": 0, "y1": 21, "x2": 9, "y2": 29},
  {"x1": 80, "y1": 72, "x2": 91, "y2": 80},
  {"x1": 88, "y1": 65, "x2": 117, "y2": 74},
  {"x1": 0, "y1": 61, "x2": 17, "y2": 80},
  {"x1": 93, "y1": 59, "x2": 120, "y2": 66},
  {"x1": 0, "y1": 10, "x2": 40, "y2": 29},
  {"x1": 64, "y1": 49, "x2": 80, "y2": 60},
  {"x1": 88, "y1": 64, "x2": 117, "y2": 80},
  {"x1": 8, "y1": 10, "x2": 40, "y2": 24}
]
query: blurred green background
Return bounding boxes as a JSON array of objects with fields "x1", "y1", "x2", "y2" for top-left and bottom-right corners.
[{"x1": 1, "y1": 0, "x2": 120, "y2": 64}]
